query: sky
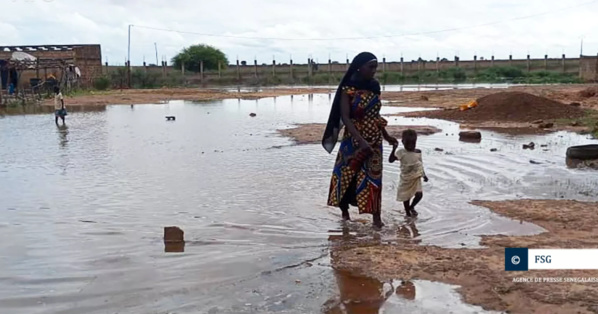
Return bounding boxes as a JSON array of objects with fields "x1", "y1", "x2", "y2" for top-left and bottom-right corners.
[{"x1": 3, "y1": 0, "x2": 598, "y2": 66}]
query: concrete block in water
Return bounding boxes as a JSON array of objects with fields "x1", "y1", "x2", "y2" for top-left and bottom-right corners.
[
  {"x1": 164, "y1": 226, "x2": 184, "y2": 242},
  {"x1": 459, "y1": 131, "x2": 481, "y2": 142}
]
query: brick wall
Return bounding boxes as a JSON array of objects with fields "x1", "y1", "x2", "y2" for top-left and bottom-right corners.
[{"x1": 0, "y1": 45, "x2": 102, "y2": 88}]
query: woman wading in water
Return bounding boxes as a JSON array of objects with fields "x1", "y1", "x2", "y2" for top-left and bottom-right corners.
[{"x1": 323, "y1": 52, "x2": 398, "y2": 228}]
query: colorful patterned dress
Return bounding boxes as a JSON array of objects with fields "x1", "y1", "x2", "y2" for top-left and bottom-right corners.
[{"x1": 327, "y1": 86, "x2": 387, "y2": 215}]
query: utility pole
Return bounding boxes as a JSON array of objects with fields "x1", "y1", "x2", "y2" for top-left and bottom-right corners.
[
  {"x1": 154, "y1": 43, "x2": 159, "y2": 65},
  {"x1": 127, "y1": 24, "x2": 132, "y2": 88}
]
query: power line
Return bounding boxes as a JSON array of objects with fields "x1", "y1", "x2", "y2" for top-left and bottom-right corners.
[{"x1": 131, "y1": 0, "x2": 597, "y2": 41}]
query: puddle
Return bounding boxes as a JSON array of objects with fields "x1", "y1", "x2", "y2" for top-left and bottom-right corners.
[
  {"x1": 0, "y1": 94, "x2": 596, "y2": 313},
  {"x1": 324, "y1": 273, "x2": 502, "y2": 314}
]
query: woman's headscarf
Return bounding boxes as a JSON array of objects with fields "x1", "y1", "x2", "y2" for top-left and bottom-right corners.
[{"x1": 322, "y1": 52, "x2": 380, "y2": 153}]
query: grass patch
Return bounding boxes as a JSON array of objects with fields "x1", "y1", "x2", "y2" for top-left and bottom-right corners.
[{"x1": 555, "y1": 110, "x2": 598, "y2": 138}]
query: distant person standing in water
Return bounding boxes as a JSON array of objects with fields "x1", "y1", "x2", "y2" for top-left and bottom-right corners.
[
  {"x1": 54, "y1": 86, "x2": 67, "y2": 125},
  {"x1": 323, "y1": 52, "x2": 398, "y2": 228}
]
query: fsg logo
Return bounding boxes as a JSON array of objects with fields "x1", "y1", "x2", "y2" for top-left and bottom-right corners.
[{"x1": 535, "y1": 255, "x2": 552, "y2": 263}]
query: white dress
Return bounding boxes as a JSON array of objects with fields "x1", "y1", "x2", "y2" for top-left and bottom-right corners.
[{"x1": 395, "y1": 148, "x2": 424, "y2": 202}]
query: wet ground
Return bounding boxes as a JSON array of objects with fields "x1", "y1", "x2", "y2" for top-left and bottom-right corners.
[{"x1": 1, "y1": 93, "x2": 597, "y2": 313}]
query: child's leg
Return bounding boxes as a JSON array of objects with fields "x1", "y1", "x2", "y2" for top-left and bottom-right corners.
[
  {"x1": 402, "y1": 201, "x2": 412, "y2": 216},
  {"x1": 410, "y1": 192, "x2": 423, "y2": 216},
  {"x1": 55, "y1": 114, "x2": 59, "y2": 124}
]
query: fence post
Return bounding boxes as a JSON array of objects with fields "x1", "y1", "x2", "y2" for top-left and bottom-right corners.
[
  {"x1": 544, "y1": 55, "x2": 548, "y2": 71},
  {"x1": 562, "y1": 54, "x2": 566, "y2": 73},
  {"x1": 308, "y1": 58, "x2": 312, "y2": 77},
  {"x1": 290, "y1": 58, "x2": 293, "y2": 79},
  {"x1": 382, "y1": 57, "x2": 386, "y2": 73},
  {"x1": 473, "y1": 55, "x2": 477, "y2": 75},
  {"x1": 491, "y1": 55, "x2": 494, "y2": 67},
  {"x1": 346, "y1": 57, "x2": 349, "y2": 70},
  {"x1": 218, "y1": 62, "x2": 221, "y2": 78},
  {"x1": 400, "y1": 57, "x2": 404, "y2": 74},
  {"x1": 254, "y1": 60, "x2": 258, "y2": 78},
  {"x1": 527, "y1": 54, "x2": 531, "y2": 73},
  {"x1": 272, "y1": 59, "x2": 276, "y2": 77},
  {"x1": 509, "y1": 54, "x2": 513, "y2": 66},
  {"x1": 454, "y1": 56, "x2": 459, "y2": 68},
  {"x1": 200, "y1": 60, "x2": 204, "y2": 83},
  {"x1": 236, "y1": 59, "x2": 240, "y2": 80}
]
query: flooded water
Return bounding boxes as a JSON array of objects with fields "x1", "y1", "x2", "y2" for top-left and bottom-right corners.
[
  {"x1": 1, "y1": 94, "x2": 597, "y2": 313},
  {"x1": 222, "y1": 83, "x2": 513, "y2": 93}
]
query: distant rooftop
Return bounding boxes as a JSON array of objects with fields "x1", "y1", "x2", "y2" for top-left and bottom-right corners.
[{"x1": 0, "y1": 44, "x2": 99, "y2": 52}]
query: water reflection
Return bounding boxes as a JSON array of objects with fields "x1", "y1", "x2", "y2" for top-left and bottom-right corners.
[
  {"x1": 57, "y1": 124, "x2": 69, "y2": 149},
  {"x1": 164, "y1": 241, "x2": 185, "y2": 253},
  {"x1": 566, "y1": 157, "x2": 598, "y2": 170},
  {"x1": 395, "y1": 280, "x2": 416, "y2": 300}
]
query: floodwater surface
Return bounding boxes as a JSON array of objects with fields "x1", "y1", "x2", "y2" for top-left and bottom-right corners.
[{"x1": 1, "y1": 94, "x2": 597, "y2": 313}]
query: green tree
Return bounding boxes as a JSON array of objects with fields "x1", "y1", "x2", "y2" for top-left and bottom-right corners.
[{"x1": 171, "y1": 44, "x2": 228, "y2": 72}]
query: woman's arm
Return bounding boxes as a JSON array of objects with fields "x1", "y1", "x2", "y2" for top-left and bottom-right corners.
[
  {"x1": 381, "y1": 127, "x2": 398, "y2": 146},
  {"x1": 340, "y1": 92, "x2": 370, "y2": 152}
]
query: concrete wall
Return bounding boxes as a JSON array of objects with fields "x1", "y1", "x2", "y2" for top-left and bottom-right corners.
[
  {"x1": 101, "y1": 54, "x2": 597, "y2": 85},
  {"x1": 580, "y1": 55, "x2": 598, "y2": 82}
]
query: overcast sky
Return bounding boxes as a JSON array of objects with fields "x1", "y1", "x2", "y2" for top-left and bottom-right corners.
[{"x1": 3, "y1": 0, "x2": 598, "y2": 65}]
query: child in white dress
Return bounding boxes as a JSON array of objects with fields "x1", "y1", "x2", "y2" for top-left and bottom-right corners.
[{"x1": 389, "y1": 129, "x2": 428, "y2": 217}]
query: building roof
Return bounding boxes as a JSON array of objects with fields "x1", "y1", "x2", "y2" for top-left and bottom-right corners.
[{"x1": 0, "y1": 45, "x2": 100, "y2": 52}]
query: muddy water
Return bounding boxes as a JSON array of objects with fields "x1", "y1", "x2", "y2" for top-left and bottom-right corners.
[{"x1": 0, "y1": 94, "x2": 597, "y2": 313}]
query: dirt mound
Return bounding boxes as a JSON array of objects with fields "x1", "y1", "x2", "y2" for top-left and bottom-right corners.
[
  {"x1": 423, "y1": 92, "x2": 586, "y2": 122},
  {"x1": 579, "y1": 86, "x2": 598, "y2": 98}
]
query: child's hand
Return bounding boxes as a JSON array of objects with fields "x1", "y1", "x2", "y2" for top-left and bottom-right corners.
[{"x1": 423, "y1": 176, "x2": 429, "y2": 182}]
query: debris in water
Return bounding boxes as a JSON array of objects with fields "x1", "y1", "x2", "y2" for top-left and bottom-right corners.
[
  {"x1": 459, "y1": 131, "x2": 482, "y2": 142},
  {"x1": 530, "y1": 160, "x2": 541, "y2": 165},
  {"x1": 250, "y1": 113, "x2": 257, "y2": 117},
  {"x1": 164, "y1": 226, "x2": 185, "y2": 253},
  {"x1": 165, "y1": 116, "x2": 176, "y2": 121},
  {"x1": 523, "y1": 142, "x2": 536, "y2": 150},
  {"x1": 435, "y1": 148, "x2": 444, "y2": 152},
  {"x1": 538, "y1": 122, "x2": 554, "y2": 129},
  {"x1": 490, "y1": 148, "x2": 498, "y2": 152}
]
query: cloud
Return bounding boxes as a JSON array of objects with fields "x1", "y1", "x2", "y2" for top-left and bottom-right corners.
[{"x1": 2, "y1": 0, "x2": 597, "y2": 65}]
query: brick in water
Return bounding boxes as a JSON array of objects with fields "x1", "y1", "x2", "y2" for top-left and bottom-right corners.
[{"x1": 164, "y1": 226, "x2": 184, "y2": 243}]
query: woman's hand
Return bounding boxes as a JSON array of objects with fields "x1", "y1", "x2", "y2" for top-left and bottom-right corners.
[
  {"x1": 358, "y1": 138, "x2": 373, "y2": 155},
  {"x1": 385, "y1": 136, "x2": 398, "y2": 147}
]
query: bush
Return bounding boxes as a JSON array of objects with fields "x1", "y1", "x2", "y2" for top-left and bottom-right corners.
[
  {"x1": 93, "y1": 76, "x2": 111, "y2": 90},
  {"x1": 439, "y1": 67, "x2": 467, "y2": 83}
]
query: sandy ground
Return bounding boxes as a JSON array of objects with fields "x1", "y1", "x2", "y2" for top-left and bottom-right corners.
[
  {"x1": 277, "y1": 124, "x2": 441, "y2": 145},
  {"x1": 382, "y1": 84, "x2": 598, "y2": 135},
  {"x1": 331, "y1": 200, "x2": 598, "y2": 314},
  {"x1": 41, "y1": 87, "x2": 332, "y2": 107},
  {"x1": 383, "y1": 84, "x2": 598, "y2": 111}
]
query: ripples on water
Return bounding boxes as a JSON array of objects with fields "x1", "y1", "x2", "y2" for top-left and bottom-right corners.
[{"x1": 0, "y1": 94, "x2": 597, "y2": 313}]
